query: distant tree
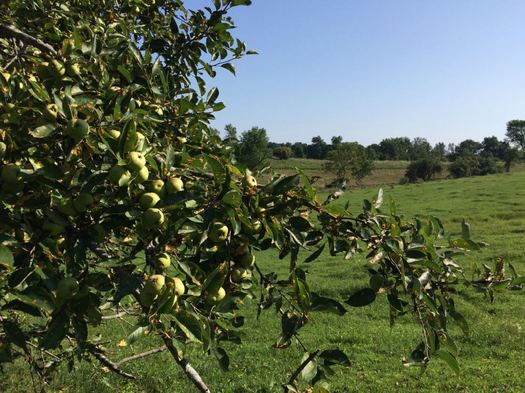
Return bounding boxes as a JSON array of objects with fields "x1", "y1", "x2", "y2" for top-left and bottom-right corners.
[
  {"x1": 307, "y1": 135, "x2": 329, "y2": 159},
  {"x1": 224, "y1": 123, "x2": 238, "y2": 143},
  {"x1": 481, "y1": 136, "x2": 502, "y2": 158},
  {"x1": 237, "y1": 126, "x2": 271, "y2": 169},
  {"x1": 500, "y1": 142, "x2": 521, "y2": 172},
  {"x1": 405, "y1": 158, "x2": 443, "y2": 182},
  {"x1": 409, "y1": 137, "x2": 432, "y2": 160},
  {"x1": 431, "y1": 142, "x2": 446, "y2": 161},
  {"x1": 331, "y1": 135, "x2": 343, "y2": 146},
  {"x1": 378, "y1": 137, "x2": 412, "y2": 160},
  {"x1": 448, "y1": 154, "x2": 500, "y2": 178},
  {"x1": 291, "y1": 142, "x2": 307, "y2": 158},
  {"x1": 452, "y1": 139, "x2": 482, "y2": 159},
  {"x1": 325, "y1": 142, "x2": 373, "y2": 184},
  {"x1": 366, "y1": 144, "x2": 381, "y2": 160},
  {"x1": 273, "y1": 146, "x2": 293, "y2": 160},
  {"x1": 506, "y1": 119, "x2": 525, "y2": 149}
]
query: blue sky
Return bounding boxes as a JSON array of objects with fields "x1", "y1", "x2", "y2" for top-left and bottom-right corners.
[{"x1": 203, "y1": 1, "x2": 525, "y2": 146}]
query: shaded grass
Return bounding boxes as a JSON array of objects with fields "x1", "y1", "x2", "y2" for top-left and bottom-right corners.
[{"x1": 2, "y1": 171, "x2": 525, "y2": 392}]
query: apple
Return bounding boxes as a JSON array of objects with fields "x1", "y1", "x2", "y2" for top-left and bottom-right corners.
[
  {"x1": 231, "y1": 267, "x2": 249, "y2": 283},
  {"x1": 43, "y1": 103, "x2": 58, "y2": 121},
  {"x1": 166, "y1": 176, "x2": 184, "y2": 194},
  {"x1": 252, "y1": 219, "x2": 262, "y2": 233},
  {"x1": 43, "y1": 221, "x2": 66, "y2": 236},
  {"x1": 56, "y1": 199, "x2": 77, "y2": 217},
  {"x1": 209, "y1": 221, "x2": 229, "y2": 243},
  {"x1": 156, "y1": 252, "x2": 171, "y2": 269},
  {"x1": 238, "y1": 252, "x2": 255, "y2": 268},
  {"x1": 149, "y1": 179, "x2": 165, "y2": 197},
  {"x1": 139, "y1": 192, "x2": 160, "y2": 209},
  {"x1": 244, "y1": 174, "x2": 257, "y2": 188},
  {"x1": 106, "y1": 129, "x2": 121, "y2": 139},
  {"x1": 135, "y1": 166, "x2": 149, "y2": 183},
  {"x1": 140, "y1": 274, "x2": 165, "y2": 307},
  {"x1": 142, "y1": 208, "x2": 164, "y2": 228},
  {"x1": 73, "y1": 192, "x2": 94, "y2": 213},
  {"x1": 127, "y1": 151, "x2": 146, "y2": 171},
  {"x1": 0, "y1": 142, "x2": 6, "y2": 160},
  {"x1": 56, "y1": 277, "x2": 79, "y2": 301},
  {"x1": 66, "y1": 119, "x2": 90, "y2": 142},
  {"x1": 51, "y1": 59, "x2": 66, "y2": 76},
  {"x1": 207, "y1": 287, "x2": 226, "y2": 304},
  {"x1": 109, "y1": 165, "x2": 131, "y2": 187},
  {"x1": 169, "y1": 277, "x2": 185, "y2": 296},
  {"x1": 1, "y1": 164, "x2": 20, "y2": 184}
]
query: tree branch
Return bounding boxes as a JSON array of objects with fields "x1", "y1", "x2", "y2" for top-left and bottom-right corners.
[
  {"x1": 161, "y1": 335, "x2": 211, "y2": 393},
  {"x1": 0, "y1": 25, "x2": 57, "y2": 56},
  {"x1": 117, "y1": 345, "x2": 167, "y2": 366},
  {"x1": 90, "y1": 348, "x2": 137, "y2": 380},
  {"x1": 284, "y1": 350, "x2": 320, "y2": 393}
]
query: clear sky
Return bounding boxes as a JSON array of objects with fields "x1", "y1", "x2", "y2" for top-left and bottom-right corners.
[{"x1": 203, "y1": 0, "x2": 525, "y2": 146}]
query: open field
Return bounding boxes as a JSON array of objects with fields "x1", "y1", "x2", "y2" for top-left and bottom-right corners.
[{"x1": 2, "y1": 170, "x2": 525, "y2": 393}]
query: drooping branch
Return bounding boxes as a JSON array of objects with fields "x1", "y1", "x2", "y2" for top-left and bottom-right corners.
[
  {"x1": 117, "y1": 345, "x2": 167, "y2": 366},
  {"x1": 89, "y1": 348, "x2": 137, "y2": 380},
  {"x1": 0, "y1": 25, "x2": 57, "y2": 56},
  {"x1": 284, "y1": 350, "x2": 320, "y2": 393},
  {"x1": 161, "y1": 335, "x2": 211, "y2": 393}
]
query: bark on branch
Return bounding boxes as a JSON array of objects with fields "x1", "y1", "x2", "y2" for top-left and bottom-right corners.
[
  {"x1": 161, "y1": 335, "x2": 211, "y2": 393},
  {"x1": 90, "y1": 349, "x2": 137, "y2": 380},
  {"x1": 117, "y1": 345, "x2": 167, "y2": 366},
  {"x1": 0, "y1": 24, "x2": 57, "y2": 56}
]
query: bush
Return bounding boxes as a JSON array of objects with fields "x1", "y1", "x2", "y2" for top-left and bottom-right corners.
[
  {"x1": 449, "y1": 155, "x2": 501, "y2": 178},
  {"x1": 405, "y1": 158, "x2": 443, "y2": 182},
  {"x1": 273, "y1": 146, "x2": 292, "y2": 160}
]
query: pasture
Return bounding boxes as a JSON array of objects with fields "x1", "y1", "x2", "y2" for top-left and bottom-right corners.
[{"x1": 2, "y1": 169, "x2": 525, "y2": 393}]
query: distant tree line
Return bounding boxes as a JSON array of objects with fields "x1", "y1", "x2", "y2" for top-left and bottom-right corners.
[{"x1": 222, "y1": 120, "x2": 525, "y2": 184}]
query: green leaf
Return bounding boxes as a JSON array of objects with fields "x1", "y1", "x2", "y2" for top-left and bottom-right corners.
[
  {"x1": 0, "y1": 245, "x2": 14, "y2": 267},
  {"x1": 299, "y1": 352, "x2": 317, "y2": 382},
  {"x1": 127, "y1": 324, "x2": 150, "y2": 345},
  {"x1": 214, "y1": 347, "x2": 230, "y2": 372},
  {"x1": 435, "y1": 350, "x2": 460, "y2": 374},
  {"x1": 310, "y1": 294, "x2": 347, "y2": 315},
  {"x1": 304, "y1": 243, "x2": 325, "y2": 263},
  {"x1": 345, "y1": 288, "x2": 376, "y2": 307},
  {"x1": 461, "y1": 219, "x2": 471, "y2": 240},
  {"x1": 30, "y1": 123, "x2": 56, "y2": 138},
  {"x1": 319, "y1": 349, "x2": 351, "y2": 367},
  {"x1": 41, "y1": 313, "x2": 69, "y2": 349},
  {"x1": 222, "y1": 190, "x2": 242, "y2": 207},
  {"x1": 221, "y1": 63, "x2": 236, "y2": 75}
]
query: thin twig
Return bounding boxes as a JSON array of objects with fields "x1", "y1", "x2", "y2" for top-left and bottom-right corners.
[
  {"x1": 0, "y1": 25, "x2": 57, "y2": 56},
  {"x1": 90, "y1": 349, "x2": 137, "y2": 380},
  {"x1": 284, "y1": 350, "x2": 320, "y2": 393},
  {"x1": 117, "y1": 345, "x2": 167, "y2": 366}
]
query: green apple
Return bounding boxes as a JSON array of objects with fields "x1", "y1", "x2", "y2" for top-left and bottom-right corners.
[
  {"x1": 244, "y1": 174, "x2": 257, "y2": 188},
  {"x1": 106, "y1": 129, "x2": 121, "y2": 139},
  {"x1": 140, "y1": 274, "x2": 165, "y2": 307},
  {"x1": 43, "y1": 221, "x2": 66, "y2": 236},
  {"x1": 231, "y1": 267, "x2": 249, "y2": 283},
  {"x1": 109, "y1": 165, "x2": 131, "y2": 187},
  {"x1": 166, "y1": 176, "x2": 184, "y2": 194},
  {"x1": 66, "y1": 119, "x2": 90, "y2": 142},
  {"x1": 1, "y1": 164, "x2": 21, "y2": 184},
  {"x1": 207, "y1": 287, "x2": 226, "y2": 304},
  {"x1": 209, "y1": 221, "x2": 229, "y2": 243},
  {"x1": 73, "y1": 192, "x2": 94, "y2": 213},
  {"x1": 156, "y1": 252, "x2": 171, "y2": 269},
  {"x1": 142, "y1": 208, "x2": 164, "y2": 228},
  {"x1": 149, "y1": 179, "x2": 165, "y2": 197},
  {"x1": 43, "y1": 103, "x2": 58, "y2": 121},
  {"x1": 127, "y1": 151, "x2": 146, "y2": 171},
  {"x1": 139, "y1": 192, "x2": 160, "y2": 209},
  {"x1": 56, "y1": 277, "x2": 79, "y2": 301},
  {"x1": 135, "y1": 166, "x2": 149, "y2": 183},
  {"x1": 169, "y1": 277, "x2": 185, "y2": 296},
  {"x1": 0, "y1": 142, "x2": 6, "y2": 160},
  {"x1": 56, "y1": 199, "x2": 77, "y2": 217},
  {"x1": 238, "y1": 252, "x2": 255, "y2": 268}
]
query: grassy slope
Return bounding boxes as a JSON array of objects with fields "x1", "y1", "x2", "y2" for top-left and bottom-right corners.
[{"x1": 3, "y1": 171, "x2": 525, "y2": 393}]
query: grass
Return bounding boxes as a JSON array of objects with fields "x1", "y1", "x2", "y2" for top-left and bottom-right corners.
[{"x1": 2, "y1": 170, "x2": 525, "y2": 392}]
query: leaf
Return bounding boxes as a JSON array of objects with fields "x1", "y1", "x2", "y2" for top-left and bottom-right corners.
[
  {"x1": 319, "y1": 349, "x2": 351, "y2": 367},
  {"x1": 434, "y1": 350, "x2": 460, "y2": 374},
  {"x1": 3, "y1": 320, "x2": 28, "y2": 351},
  {"x1": 450, "y1": 310, "x2": 469, "y2": 335},
  {"x1": 304, "y1": 243, "x2": 325, "y2": 263},
  {"x1": 126, "y1": 324, "x2": 150, "y2": 345},
  {"x1": 222, "y1": 190, "x2": 242, "y2": 207},
  {"x1": 461, "y1": 219, "x2": 470, "y2": 240},
  {"x1": 345, "y1": 288, "x2": 376, "y2": 307},
  {"x1": 310, "y1": 294, "x2": 347, "y2": 315},
  {"x1": 221, "y1": 63, "x2": 236, "y2": 75},
  {"x1": 214, "y1": 347, "x2": 230, "y2": 372},
  {"x1": 2, "y1": 299, "x2": 42, "y2": 317},
  {"x1": 0, "y1": 245, "x2": 14, "y2": 267},
  {"x1": 41, "y1": 313, "x2": 69, "y2": 350},
  {"x1": 299, "y1": 352, "x2": 317, "y2": 382},
  {"x1": 374, "y1": 188, "x2": 384, "y2": 209},
  {"x1": 289, "y1": 216, "x2": 312, "y2": 232},
  {"x1": 29, "y1": 123, "x2": 56, "y2": 139}
]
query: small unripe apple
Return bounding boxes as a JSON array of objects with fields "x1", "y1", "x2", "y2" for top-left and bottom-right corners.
[
  {"x1": 207, "y1": 287, "x2": 226, "y2": 304},
  {"x1": 107, "y1": 129, "x2": 121, "y2": 139},
  {"x1": 44, "y1": 103, "x2": 58, "y2": 121},
  {"x1": 209, "y1": 222, "x2": 229, "y2": 243},
  {"x1": 142, "y1": 208, "x2": 165, "y2": 228},
  {"x1": 127, "y1": 151, "x2": 146, "y2": 171},
  {"x1": 169, "y1": 277, "x2": 185, "y2": 296},
  {"x1": 166, "y1": 176, "x2": 184, "y2": 194},
  {"x1": 150, "y1": 179, "x2": 166, "y2": 197},
  {"x1": 139, "y1": 192, "x2": 160, "y2": 209},
  {"x1": 156, "y1": 252, "x2": 171, "y2": 269},
  {"x1": 231, "y1": 267, "x2": 249, "y2": 283},
  {"x1": 56, "y1": 277, "x2": 79, "y2": 301},
  {"x1": 140, "y1": 274, "x2": 165, "y2": 307},
  {"x1": 109, "y1": 165, "x2": 131, "y2": 187},
  {"x1": 66, "y1": 119, "x2": 90, "y2": 142},
  {"x1": 135, "y1": 166, "x2": 149, "y2": 183},
  {"x1": 244, "y1": 174, "x2": 257, "y2": 188},
  {"x1": 72, "y1": 192, "x2": 94, "y2": 213},
  {"x1": 1, "y1": 164, "x2": 20, "y2": 184},
  {"x1": 56, "y1": 199, "x2": 77, "y2": 217},
  {"x1": 239, "y1": 252, "x2": 255, "y2": 268}
]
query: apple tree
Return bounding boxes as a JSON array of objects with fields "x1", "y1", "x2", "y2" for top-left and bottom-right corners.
[{"x1": 0, "y1": 1, "x2": 521, "y2": 392}]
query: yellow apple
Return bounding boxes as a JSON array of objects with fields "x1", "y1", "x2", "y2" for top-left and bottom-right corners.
[
  {"x1": 166, "y1": 176, "x2": 184, "y2": 194},
  {"x1": 142, "y1": 208, "x2": 164, "y2": 228},
  {"x1": 109, "y1": 165, "x2": 131, "y2": 187},
  {"x1": 209, "y1": 222, "x2": 229, "y2": 243},
  {"x1": 139, "y1": 192, "x2": 160, "y2": 209},
  {"x1": 127, "y1": 151, "x2": 146, "y2": 171}
]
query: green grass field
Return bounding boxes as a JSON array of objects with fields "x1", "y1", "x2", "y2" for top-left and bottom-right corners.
[{"x1": 2, "y1": 170, "x2": 525, "y2": 393}]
